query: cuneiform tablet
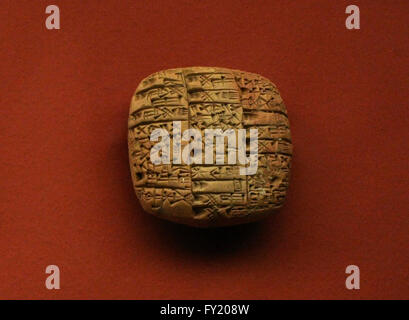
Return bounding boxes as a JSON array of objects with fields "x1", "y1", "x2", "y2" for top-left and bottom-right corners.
[{"x1": 128, "y1": 67, "x2": 292, "y2": 227}]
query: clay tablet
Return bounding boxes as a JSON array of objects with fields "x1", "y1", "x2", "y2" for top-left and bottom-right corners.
[{"x1": 128, "y1": 67, "x2": 292, "y2": 227}]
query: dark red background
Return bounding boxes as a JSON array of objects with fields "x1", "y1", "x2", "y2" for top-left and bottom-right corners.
[{"x1": 1, "y1": 0, "x2": 408, "y2": 299}]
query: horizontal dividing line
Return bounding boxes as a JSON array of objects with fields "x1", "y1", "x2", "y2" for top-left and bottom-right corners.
[
  {"x1": 191, "y1": 191, "x2": 244, "y2": 194},
  {"x1": 134, "y1": 185, "x2": 190, "y2": 190},
  {"x1": 190, "y1": 164, "x2": 247, "y2": 167},
  {"x1": 192, "y1": 200, "x2": 246, "y2": 208},
  {"x1": 130, "y1": 114, "x2": 189, "y2": 122},
  {"x1": 150, "y1": 103, "x2": 187, "y2": 108},
  {"x1": 187, "y1": 101, "x2": 241, "y2": 105},
  {"x1": 270, "y1": 110, "x2": 288, "y2": 118},
  {"x1": 189, "y1": 103, "x2": 242, "y2": 106},
  {"x1": 183, "y1": 71, "x2": 232, "y2": 76},
  {"x1": 132, "y1": 117, "x2": 188, "y2": 124},
  {"x1": 191, "y1": 178, "x2": 246, "y2": 181},
  {"x1": 238, "y1": 88, "x2": 276, "y2": 93},
  {"x1": 242, "y1": 108, "x2": 286, "y2": 114},
  {"x1": 131, "y1": 162, "x2": 273, "y2": 169},
  {"x1": 146, "y1": 184, "x2": 191, "y2": 189},
  {"x1": 131, "y1": 132, "x2": 199, "y2": 139},
  {"x1": 131, "y1": 104, "x2": 187, "y2": 114},
  {"x1": 191, "y1": 206, "x2": 282, "y2": 210},
  {"x1": 142, "y1": 163, "x2": 189, "y2": 167},
  {"x1": 135, "y1": 83, "x2": 185, "y2": 95},
  {"x1": 242, "y1": 110, "x2": 288, "y2": 118},
  {"x1": 131, "y1": 163, "x2": 191, "y2": 168},
  {"x1": 258, "y1": 152, "x2": 293, "y2": 156},
  {"x1": 187, "y1": 88, "x2": 238, "y2": 93},
  {"x1": 130, "y1": 103, "x2": 187, "y2": 114},
  {"x1": 128, "y1": 119, "x2": 188, "y2": 129}
]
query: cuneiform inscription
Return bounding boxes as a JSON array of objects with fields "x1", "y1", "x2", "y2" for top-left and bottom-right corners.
[{"x1": 128, "y1": 67, "x2": 292, "y2": 227}]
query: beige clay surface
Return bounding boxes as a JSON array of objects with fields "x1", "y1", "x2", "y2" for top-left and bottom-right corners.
[{"x1": 128, "y1": 67, "x2": 292, "y2": 227}]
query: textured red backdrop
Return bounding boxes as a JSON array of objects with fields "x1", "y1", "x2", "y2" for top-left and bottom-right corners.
[{"x1": 1, "y1": 0, "x2": 408, "y2": 299}]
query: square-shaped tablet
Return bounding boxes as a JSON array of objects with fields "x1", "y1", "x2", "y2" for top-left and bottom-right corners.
[{"x1": 128, "y1": 67, "x2": 292, "y2": 227}]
